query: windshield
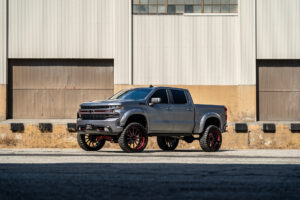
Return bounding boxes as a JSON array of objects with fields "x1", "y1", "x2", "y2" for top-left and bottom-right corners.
[{"x1": 110, "y1": 88, "x2": 152, "y2": 100}]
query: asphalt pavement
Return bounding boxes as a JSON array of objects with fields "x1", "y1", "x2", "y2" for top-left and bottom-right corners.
[{"x1": 0, "y1": 149, "x2": 300, "y2": 200}]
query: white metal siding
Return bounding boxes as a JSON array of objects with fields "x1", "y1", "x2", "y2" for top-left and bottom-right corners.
[
  {"x1": 5, "y1": 0, "x2": 257, "y2": 85},
  {"x1": 133, "y1": 1, "x2": 255, "y2": 86},
  {"x1": 114, "y1": 0, "x2": 131, "y2": 84},
  {"x1": 0, "y1": 0, "x2": 6, "y2": 84},
  {"x1": 240, "y1": 0, "x2": 256, "y2": 85},
  {"x1": 9, "y1": 0, "x2": 115, "y2": 59},
  {"x1": 257, "y1": 0, "x2": 300, "y2": 59}
]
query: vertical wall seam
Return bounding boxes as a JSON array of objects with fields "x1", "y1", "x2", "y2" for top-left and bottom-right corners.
[
  {"x1": 5, "y1": 0, "x2": 8, "y2": 84},
  {"x1": 6, "y1": 0, "x2": 9, "y2": 119},
  {"x1": 255, "y1": 0, "x2": 257, "y2": 62},
  {"x1": 255, "y1": 0, "x2": 259, "y2": 121}
]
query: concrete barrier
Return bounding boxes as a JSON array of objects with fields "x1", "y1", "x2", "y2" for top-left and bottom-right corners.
[{"x1": 0, "y1": 122, "x2": 300, "y2": 149}]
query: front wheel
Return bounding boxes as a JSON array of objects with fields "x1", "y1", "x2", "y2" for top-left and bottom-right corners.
[
  {"x1": 157, "y1": 136, "x2": 179, "y2": 151},
  {"x1": 118, "y1": 122, "x2": 148, "y2": 153},
  {"x1": 199, "y1": 125, "x2": 222, "y2": 152},
  {"x1": 77, "y1": 133, "x2": 106, "y2": 151}
]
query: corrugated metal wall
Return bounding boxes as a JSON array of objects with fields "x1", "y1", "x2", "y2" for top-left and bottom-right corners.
[
  {"x1": 0, "y1": 0, "x2": 6, "y2": 84},
  {"x1": 257, "y1": 0, "x2": 300, "y2": 59},
  {"x1": 114, "y1": 0, "x2": 131, "y2": 84},
  {"x1": 9, "y1": 0, "x2": 115, "y2": 59},
  {"x1": 3, "y1": 0, "x2": 256, "y2": 86},
  {"x1": 132, "y1": 0, "x2": 256, "y2": 85},
  {"x1": 7, "y1": 0, "x2": 131, "y2": 85},
  {"x1": 240, "y1": 0, "x2": 256, "y2": 85},
  {"x1": 4, "y1": 0, "x2": 300, "y2": 85}
]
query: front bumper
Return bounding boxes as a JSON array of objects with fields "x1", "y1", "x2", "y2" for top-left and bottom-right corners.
[{"x1": 77, "y1": 118, "x2": 123, "y2": 135}]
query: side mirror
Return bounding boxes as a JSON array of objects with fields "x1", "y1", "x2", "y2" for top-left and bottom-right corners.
[{"x1": 149, "y1": 98, "x2": 161, "y2": 106}]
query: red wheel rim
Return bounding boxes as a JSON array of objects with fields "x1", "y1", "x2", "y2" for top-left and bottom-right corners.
[
  {"x1": 125, "y1": 126, "x2": 145, "y2": 150},
  {"x1": 84, "y1": 135, "x2": 101, "y2": 147},
  {"x1": 207, "y1": 128, "x2": 221, "y2": 151}
]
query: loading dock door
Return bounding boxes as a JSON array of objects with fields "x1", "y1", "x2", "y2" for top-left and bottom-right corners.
[
  {"x1": 259, "y1": 66, "x2": 300, "y2": 121},
  {"x1": 9, "y1": 59, "x2": 114, "y2": 119}
]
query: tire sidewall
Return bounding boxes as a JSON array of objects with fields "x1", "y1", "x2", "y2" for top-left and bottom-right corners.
[
  {"x1": 200, "y1": 125, "x2": 222, "y2": 152},
  {"x1": 118, "y1": 122, "x2": 148, "y2": 153},
  {"x1": 77, "y1": 133, "x2": 106, "y2": 151}
]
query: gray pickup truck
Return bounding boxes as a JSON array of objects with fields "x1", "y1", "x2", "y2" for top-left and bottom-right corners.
[{"x1": 76, "y1": 86, "x2": 227, "y2": 153}]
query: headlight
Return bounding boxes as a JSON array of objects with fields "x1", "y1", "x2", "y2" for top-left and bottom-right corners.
[{"x1": 110, "y1": 105, "x2": 124, "y2": 110}]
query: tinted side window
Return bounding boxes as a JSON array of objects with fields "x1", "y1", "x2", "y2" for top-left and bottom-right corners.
[
  {"x1": 151, "y1": 89, "x2": 168, "y2": 104},
  {"x1": 171, "y1": 90, "x2": 187, "y2": 104}
]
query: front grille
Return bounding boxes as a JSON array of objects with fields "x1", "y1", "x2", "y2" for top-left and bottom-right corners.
[
  {"x1": 81, "y1": 114, "x2": 119, "y2": 120},
  {"x1": 81, "y1": 105, "x2": 110, "y2": 109}
]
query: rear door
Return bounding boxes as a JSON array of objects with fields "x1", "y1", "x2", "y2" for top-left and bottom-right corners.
[
  {"x1": 169, "y1": 89, "x2": 194, "y2": 133},
  {"x1": 147, "y1": 89, "x2": 173, "y2": 133}
]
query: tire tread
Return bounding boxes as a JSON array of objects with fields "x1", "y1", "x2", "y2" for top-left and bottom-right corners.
[
  {"x1": 118, "y1": 122, "x2": 148, "y2": 153},
  {"x1": 77, "y1": 133, "x2": 105, "y2": 151},
  {"x1": 200, "y1": 125, "x2": 222, "y2": 152}
]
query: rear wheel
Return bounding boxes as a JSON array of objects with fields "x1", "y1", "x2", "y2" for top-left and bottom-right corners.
[
  {"x1": 118, "y1": 122, "x2": 148, "y2": 153},
  {"x1": 157, "y1": 136, "x2": 179, "y2": 151},
  {"x1": 77, "y1": 133, "x2": 106, "y2": 151},
  {"x1": 200, "y1": 125, "x2": 222, "y2": 152}
]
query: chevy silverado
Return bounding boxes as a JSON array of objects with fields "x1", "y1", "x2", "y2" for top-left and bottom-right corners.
[{"x1": 76, "y1": 86, "x2": 227, "y2": 153}]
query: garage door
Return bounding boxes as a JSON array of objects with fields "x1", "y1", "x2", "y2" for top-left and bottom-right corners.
[
  {"x1": 8, "y1": 59, "x2": 114, "y2": 119},
  {"x1": 259, "y1": 66, "x2": 300, "y2": 121}
]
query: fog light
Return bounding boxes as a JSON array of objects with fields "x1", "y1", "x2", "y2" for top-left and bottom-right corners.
[{"x1": 104, "y1": 127, "x2": 110, "y2": 132}]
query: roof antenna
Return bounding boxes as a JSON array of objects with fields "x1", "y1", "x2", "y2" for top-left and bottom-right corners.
[{"x1": 149, "y1": 85, "x2": 153, "y2": 88}]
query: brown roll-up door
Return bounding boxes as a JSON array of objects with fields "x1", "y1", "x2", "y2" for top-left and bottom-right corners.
[
  {"x1": 259, "y1": 66, "x2": 300, "y2": 121},
  {"x1": 8, "y1": 59, "x2": 114, "y2": 119}
]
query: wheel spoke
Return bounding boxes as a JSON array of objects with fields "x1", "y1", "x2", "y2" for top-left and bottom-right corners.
[
  {"x1": 123, "y1": 125, "x2": 147, "y2": 151},
  {"x1": 82, "y1": 134, "x2": 103, "y2": 148},
  {"x1": 128, "y1": 130, "x2": 132, "y2": 137},
  {"x1": 206, "y1": 129, "x2": 221, "y2": 151}
]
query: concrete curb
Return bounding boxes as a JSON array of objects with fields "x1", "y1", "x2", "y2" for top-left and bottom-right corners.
[{"x1": 0, "y1": 122, "x2": 299, "y2": 149}]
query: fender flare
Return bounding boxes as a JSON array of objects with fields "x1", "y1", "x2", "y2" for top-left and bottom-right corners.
[
  {"x1": 198, "y1": 112, "x2": 222, "y2": 133},
  {"x1": 120, "y1": 109, "x2": 148, "y2": 127}
]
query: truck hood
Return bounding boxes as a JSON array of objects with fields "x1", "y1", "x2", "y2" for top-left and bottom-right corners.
[{"x1": 80, "y1": 99, "x2": 145, "y2": 107}]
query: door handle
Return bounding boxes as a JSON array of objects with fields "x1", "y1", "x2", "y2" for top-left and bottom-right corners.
[
  {"x1": 166, "y1": 107, "x2": 171, "y2": 110},
  {"x1": 186, "y1": 108, "x2": 192, "y2": 111}
]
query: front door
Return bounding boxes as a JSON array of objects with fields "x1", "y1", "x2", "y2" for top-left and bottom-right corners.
[
  {"x1": 169, "y1": 89, "x2": 194, "y2": 133},
  {"x1": 147, "y1": 89, "x2": 173, "y2": 133}
]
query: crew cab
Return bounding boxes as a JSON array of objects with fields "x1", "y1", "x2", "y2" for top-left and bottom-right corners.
[{"x1": 76, "y1": 86, "x2": 227, "y2": 153}]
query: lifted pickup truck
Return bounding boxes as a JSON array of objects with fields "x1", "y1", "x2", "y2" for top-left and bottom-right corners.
[{"x1": 77, "y1": 86, "x2": 227, "y2": 153}]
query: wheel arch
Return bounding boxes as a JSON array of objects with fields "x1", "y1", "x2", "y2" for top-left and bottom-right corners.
[
  {"x1": 120, "y1": 109, "x2": 148, "y2": 129},
  {"x1": 198, "y1": 112, "x2": 222, "y2": 133}
]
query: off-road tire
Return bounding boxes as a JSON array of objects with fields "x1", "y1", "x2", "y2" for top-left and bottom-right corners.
[
  {"x1": 157, "y1": 136, "x2": 179, "y2": 151},
  {"x1": 118, "y1": 122, "x2": 148, "y2": 153},
  {"x1": 200, "y1": 125, "x2": 222, "y2": 152},
  {"x1": 77, "y1": 133, "x2": 106, "y2": 151}
]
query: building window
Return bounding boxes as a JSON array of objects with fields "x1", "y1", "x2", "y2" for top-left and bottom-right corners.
[{"x1": 132, "y1": 0, "x2": 238, "y2": 14}]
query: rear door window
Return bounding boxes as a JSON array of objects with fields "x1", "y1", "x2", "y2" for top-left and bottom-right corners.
[
  {"x1": 151, "y1": 89, "x2": 169, "y2": 104},
  {"x1": 170, "y1": 89, "x2": 187, "y2": 104}
]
